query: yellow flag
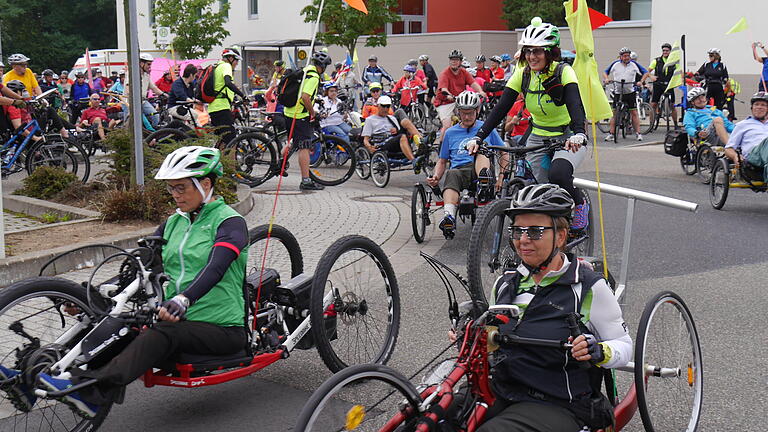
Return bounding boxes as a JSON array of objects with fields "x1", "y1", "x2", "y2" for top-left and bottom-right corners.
[
  {"x1": 353, "y1": 48, "x2": 359, "y2": 66},
  {"x1": 564, "y1": 0, "x2": 613, "y2": 122},
  {"x1": 725, "y1": 17, "x2": 748, "y2": 35},
  {"x1": 664, "y1": 39, "x2": 683, "y2": 93}
]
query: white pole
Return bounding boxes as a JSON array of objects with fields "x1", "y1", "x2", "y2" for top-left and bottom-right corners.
[{"x1": 126, "y1": 0, "x2": 145, "y2": 185}]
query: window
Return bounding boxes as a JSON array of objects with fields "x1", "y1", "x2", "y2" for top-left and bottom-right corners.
[
  {"x1": 388, "y1": 0, "x2": 425, "y2": 34},
  {"x1": 249, "y1": 0, "x2": 258, "y2": 19},
  {"x1": 605, "y1": 0, "x2": 651, "y2": 21},
  {"x1": 148, "y1": 0, "x2": 155, "y2": 25},
  {"x1": 392, "y1": 21, "x2": 405, "y2": 35}
]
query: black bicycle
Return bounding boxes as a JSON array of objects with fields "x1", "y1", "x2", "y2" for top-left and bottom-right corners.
[{"x1": 597, "y1": 80, "x2": 654, "y2": 141}]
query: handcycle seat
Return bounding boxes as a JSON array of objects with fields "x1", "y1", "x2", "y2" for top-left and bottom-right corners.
[
  {"x1": 741, "y1": 161, "x2": 764, "y2": 183},
  {"x1": 175, "y1": 349, "x2": 253, "y2": 372}
]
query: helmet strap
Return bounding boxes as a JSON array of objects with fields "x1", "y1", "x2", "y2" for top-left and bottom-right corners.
[{"x1": 191, "y1": 177, "x2": 213, "y2": 204}]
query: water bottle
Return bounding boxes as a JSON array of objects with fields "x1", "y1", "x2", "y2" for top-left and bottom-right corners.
[{"x1": 515, "y1": 159, "x2": 526, "y2": 177}]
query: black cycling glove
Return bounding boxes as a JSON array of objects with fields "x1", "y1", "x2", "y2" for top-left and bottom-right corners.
[{"x1": 161, "y1": 295, "x2": 189, "y2": 319}]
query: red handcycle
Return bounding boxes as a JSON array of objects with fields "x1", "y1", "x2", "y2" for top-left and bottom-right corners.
[
  {"x1": 294, "y1": 252, "x2": 703, "y2": 431},
  {"x1": 0, "y1": 224, "x2": 400, "y2": 431}
]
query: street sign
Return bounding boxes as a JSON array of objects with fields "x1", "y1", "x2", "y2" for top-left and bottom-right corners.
[
  {"x1": 156, "y1": 26, "x2": 172, "y2": 46},
  {"x1": 297, "y1": 49, "x2": 307, "y2": 60}
]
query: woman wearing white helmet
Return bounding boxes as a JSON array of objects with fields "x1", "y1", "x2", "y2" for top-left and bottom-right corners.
[
  {"x1": 682, "y1": 85, "x2": 734, "y2": 147},
  {"x1": 470, "y1": 17, "x2": 591, "y2": 231},
  {"x1": 695, "y1": 48, "x2": 729, "y2": 110},
  {"x1": 36, "y1": 146, "x2": 250, "y2": 417}
]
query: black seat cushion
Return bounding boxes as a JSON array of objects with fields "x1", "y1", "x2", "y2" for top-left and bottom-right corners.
[
  {"x1": 176, "y1": 350, "x2": 253, "y2": 371},
  {"x1": 742, "y1": 162, "x2": 764, "y2": 182}
]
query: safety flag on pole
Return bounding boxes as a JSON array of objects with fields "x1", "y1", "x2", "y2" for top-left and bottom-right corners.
[
  {"x1": 353, "y1": 48, "x2": 359, "y2": 66},
  {"x1": 725, "y1": 17, "x2": 748, "y2": 35},
  {"x1": 664, "y1": 39, "x2": 683, "y2": 93},
  {"x1": 564, "y1": 0, "x2": 613, "y2": 122},
  {"x1": 343, "y1": 0, "x2": 368, "y2": 14},
  {"x1": 588, "y1": 7, "x2": 612, "y2": 30},
  {"x1": 85, "y1": 48, "x2": 94, "y2": 88}
]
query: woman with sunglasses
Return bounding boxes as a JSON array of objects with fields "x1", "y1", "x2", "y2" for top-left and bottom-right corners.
[
  {"x1": 468, "y1": 17, "x2": 590, "y2": 231},
  {"x1": 696, "y1": 48, "x2": 729, "y2": 110},
  {"x1": 462, "y1": 183, "x2": 632, "y2": 432}
]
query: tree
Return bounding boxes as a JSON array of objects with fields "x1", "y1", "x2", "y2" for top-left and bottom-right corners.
[
  {"x1": 153, "y1": 0, "x2": 230, "y2": 59},
  {"x1": 502, "y1": 0, "x2": 604, "y2": 30},
  {"x1": 301, "y1": 0, "x2": 401, "y2": 56}
]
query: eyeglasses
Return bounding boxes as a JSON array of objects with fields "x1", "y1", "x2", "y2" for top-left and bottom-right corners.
[
  {"x1": 522, "y1": 47, "x2": 548, "y2": 57},
  {"x1": 379, "y1": 104, "x2": 391, "y2": 108},
  {"x1": 166, "y1": 183, "x2": 191, "y2": 195},
  {"x1": 708, "y1": 54, "x2": 715, "y2": 57},
  {"x1": 509, "y1": 225, "x2": 554, "y2": 240},
  {"x1": 371, "y1": 89, "x2": 381, "y2": 93}
]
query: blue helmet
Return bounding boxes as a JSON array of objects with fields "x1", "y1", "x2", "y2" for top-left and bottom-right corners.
[
  {"x1": 500, "y1": 53, "x2": 512, "y2": 61},
  {"x1": 403, "y1": 64, "x2": 416, "y2": 73}
]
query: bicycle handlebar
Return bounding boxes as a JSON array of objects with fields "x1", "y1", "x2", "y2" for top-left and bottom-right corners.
[{"x1": 478, "y1": 139, "x2": 565, "y2": 156}]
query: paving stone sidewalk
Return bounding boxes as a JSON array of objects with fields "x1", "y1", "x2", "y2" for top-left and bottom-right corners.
[{"x1": 2, "y1": 211, "x2": 46, "y2": 233}]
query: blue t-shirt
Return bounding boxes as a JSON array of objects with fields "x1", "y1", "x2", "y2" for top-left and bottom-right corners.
[
  {"x1": 761, "y1": 58, "x2": 768, "y2": 82},
  {"x1": 440, "y1": 120, "x2": 504, "y2": 169}
]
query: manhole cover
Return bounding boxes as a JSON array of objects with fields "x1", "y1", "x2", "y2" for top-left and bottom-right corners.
[
  {"x1": 362, "y1": 196, "x2": 402, "y2": 203},
  {"x1": 257, "y1": 190, "x2": 304, "y2": 196}
]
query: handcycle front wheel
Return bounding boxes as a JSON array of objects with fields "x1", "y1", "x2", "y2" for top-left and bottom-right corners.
[
  {"x1": 310, "y1": 236, "x2": 400, "y2": 372},
  {"x1": 370, "y1": 151, "x2": 391, "y2": 188},
  {"x1": 0, "y1": 277, "x2": 113, "y2": 431},
  {"x1": 294, "y1": 363, "x2": 423, "y2": 431},
  {"x1": 25, "y1": 137, "x2": 91, "y2": 183},
  {"x1": 411, "y1": 184, "x2": 428, "y2": 243},
  {"x1": 308, "y1": 134, "x2": 356, "y2": 186},
  {"x1": 634, "y1": 291, "x2": 703, "y2": 432},
  {"x1": 709, "y1": 158, "x2": 730, "y2": 209}
]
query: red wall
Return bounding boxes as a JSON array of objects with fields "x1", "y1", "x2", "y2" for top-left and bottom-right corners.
[{"x1": 427, "y1": 0, "x2": 507, "y2": 33}]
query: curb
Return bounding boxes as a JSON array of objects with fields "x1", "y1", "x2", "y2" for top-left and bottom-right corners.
[
  {"x1": 625, "y1": 140, "x2": 664, "y2": 148},
  {"x1": 3, "y1": 194, "x2": 101, "y2": 219}
]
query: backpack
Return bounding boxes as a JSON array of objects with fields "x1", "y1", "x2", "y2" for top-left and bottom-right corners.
[
  {"x1": 196, "y1": 62, "x2": 223, "y2": 103},
  {"x1": 520, "y1": 62, "x2": 567, "y2": 106},
  {"x1": 276, "y1": 69, "x2": 319, "y2": 107},
  {"x1": 664, "y1": 129, "x2": 688, "y2": 156}
]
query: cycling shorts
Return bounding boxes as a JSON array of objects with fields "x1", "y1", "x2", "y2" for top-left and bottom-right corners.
[
  {"x1": 612, "y1": 92, "x2": 637, "y2": 110},
  {"x1": 651, "y1": 83, "x2": 674, "y2": 103},
  {"x1": 377, "y1": 133, "x2": 406, "y2": 154},
  {"x1": 443, "y1": 164, "x2": 475, "y2": 193}
]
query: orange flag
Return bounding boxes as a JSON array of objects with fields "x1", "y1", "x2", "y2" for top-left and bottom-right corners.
[{"x1": 343, "y1": 0, "x2": 368, "y2": 14}]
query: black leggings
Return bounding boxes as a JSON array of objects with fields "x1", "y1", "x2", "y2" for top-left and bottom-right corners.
[
  {"x1": 209, "y1": 108, "x2": 236, "y2": 145},
  {"x1": 477, "y1": 400, "x2": 582, "y2": 432},
  {"x1": 706, "y1": 83, "x2": 726, "y2": 110},
  {"x1": 549, "y1": 158, "x2": 583, "y2": 204}
]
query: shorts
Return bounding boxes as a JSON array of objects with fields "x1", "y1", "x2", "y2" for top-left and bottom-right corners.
[
  {"x1": 378, "y1": 133, "x2": 405, "y2": 154},
  {"x1": 612, "y1": 92, "x2": 637, "y2": 110},
  {"x1": 290, "y1": 117, "x2": 314, "y2": 149},
  {"x1": 703, "y1": 123, "x2": 724, "y2": 146},
  {"x1": 651, "y1": 83, "x2": 673, "y2": 103},
  {"x1": 443, "y1": 164, "x2": 475, "y2": 193},
  {"x1": 436, "y1": 102, "x2": 456, "y2": 122}
]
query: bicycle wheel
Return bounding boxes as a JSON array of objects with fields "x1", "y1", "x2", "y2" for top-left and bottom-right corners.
[
  {"x1": 638, "y1": 102, "x2": 655, "y2": 135},
  {"x1": 0, "y1": 277, "x2": 113, "y2": 431},
  {"x1": 709, "y1": 158, "x2": 730, "y2": 209},
  {"x1": 143, "y1": 127, "x2": 190, "y2": 147},
  {"x1": 568, "y1": 188, "x2": 594, "y2": 257},
  {"x1": 596, "y1": 118, "x2": 611, "y2": 134},
  {"x1": 421, "y1": 145, "x2": 438, "y2": 177},
  {"x1": 309, "y1": 134, "x2": 356, "y2": 186},
  {"x1": 247, "y1": 223, "x2": 304, "y2": 281},
  {"x1": 467, "y1": 198, "x2": 516, "y2": 304},
  {"x1": 25, "y1": 138, "x2": 90, "y2": 183},
  {"x1": 679, "y1": 145, "x2": 697, "y2": 176},
  {"x1": 635, "y1": 291, "x2": 703, "y2": 432},
  {"x1": 226, "y1": 132, "x2": 277, "y2": 188},
  {"x1": 370, "y1": 151, "x2": 390, "y2": 188},
  {"x1": 411, "y1": 184, "x2": 428, "y2": 243},
  {"x1": 310, "y1": 236, "x2": 400, "y2": 372},
  {"x1": 354, "y1": 146, "x2": 371, "y2": 180},
  {"x1": 294, "y1": 363, "x2": 423, "y2": 431},
  {"x1": 695, "y1": 144, "x2": 715, "y2": 184}
]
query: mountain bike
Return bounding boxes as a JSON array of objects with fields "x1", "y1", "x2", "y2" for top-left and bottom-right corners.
[
  {"x1": 651, "y1": 84, "x2": 677, "y2": 132},
  {"x1": 0, "y1": 225, "x2": 400, "y2": 431},
  {"x1": 597, "y1": 81, "x2": 654, "y2": 141}
]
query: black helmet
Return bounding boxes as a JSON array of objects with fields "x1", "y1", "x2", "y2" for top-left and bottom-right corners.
[
  {"x1": 475, "y1": 54, "x2": 486, "y2": 62},
  {"x1": 449, "y1": 50, "x2": 463, "y2": 60},
  {"x1": 505, "y1": 184, "x2": 574, "y2": 220},
  {"x1": 661, "y1": 43, "x2": 672, "y2": 50},
  {"x1": 751, "y1": 91, "x2": 768, "y2": 105},
  {"x1": 42, "y1": 69, "x2": 54, "y2": 76},
  {"x1": 5, "y1": 80, "x2": 26, "y2": 93},
  {"x1": 311, "y1": 51, "x2": 332, "y2": 67}
]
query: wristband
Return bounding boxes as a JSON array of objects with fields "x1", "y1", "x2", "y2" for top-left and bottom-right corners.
[{"x1": 596, "y1": 342, "x2": 612, "y2": 366}]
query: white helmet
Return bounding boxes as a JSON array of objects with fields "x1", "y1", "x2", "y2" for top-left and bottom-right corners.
[
  {"x1": 707, "y1": 48, "x2": 720, "y2": 55},
  {"x1": 7, "y1": 53, "x2": 30, "y2": 64},
  {"x1": 461, "y1": 60, "x2": 470, "y2": 68},
  {"x1": 139, "y1": 53, "x2": 154, "y2": 62},
  {"x1": 687, "y1": 87, "x2": 707, "y2": 103},
  {"x1": 518, "y1": 17, "x2": 560, "y2": 47},
  {"x1": 618, "y1": 47, "x2": 631, "y2": 55},
  {"x1": 630, "y1": 51, "x2": 638, "y2": 61},
  {"x1": 418, "y1": 54, "x2": 429, "y2": 61},
  {"x1": 455, "y1": 91, "x2": 482, "y2": 110}
]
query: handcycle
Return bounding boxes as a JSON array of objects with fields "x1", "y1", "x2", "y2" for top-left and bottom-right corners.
[
  {"x1": 466, "y1": 139, "x2": 594, "y2": 303},
  {"x1": 293, "y1": 252, "x2": 703, "y2": 432},
  {"x1": 597, "y1": 80, "x2": 654, "y2": 141},
  {"x1": 709, "y1": 150, "x2": 767, "y2": 209},
  {"x1": 355, "y1": 131, "x2": 438, "y2": 188},
  {"x1": 0, "y1": 224, "x2": 400, "y2": 431}
]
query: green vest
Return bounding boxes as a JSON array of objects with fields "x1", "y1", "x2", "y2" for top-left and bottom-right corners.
[{"x1": 162, "y1": 198, "x2": 248, "y2": 327}]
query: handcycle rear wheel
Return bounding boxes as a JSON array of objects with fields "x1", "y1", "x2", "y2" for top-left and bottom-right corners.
[
  {"x1": 634, "y1": 291, "x2": 703, "y2": 432},
  {"x1": 370, "y1": 151, "x2": 390, "y2": 188},
  {"x1": 695, "y1": 144, "x2": 715, "y2": 184},
  {"x1": 308, "y1": 134, "x2": 356, "y2": 186},
  {"x1": 354, "y1": 146, "x2": 371, "y2": 180},
  {"x1": 411, "y1": 184, "x2": 428, "y2": 243},
  {"x1": 680, "y1": 144, "x2": 698, "y2": 176},
  {"x1": 294, "y1": 363, "x2": 423, "y2": 431},
  {"x1": 247, "y1": 223, "x2": 304, "y2": 283},
  {"x1": 709, "y1": 158, "x2": 730, "y2": 209},
  {"x1": 0, "y1": 277, "x2": 113, "y2": 431},
  {"x1": 310, "y1": 236, "x2": 400, "y2": 372},
  {"x1": 467, "y1": 198, "x2": 515, "y2": 304}
]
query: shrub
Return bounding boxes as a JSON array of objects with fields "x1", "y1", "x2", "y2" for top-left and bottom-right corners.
[
  {"x1": 100, "y1": 181, "x2": 175, "y2": 223},
  {"x1": 15, "y1": 166, "x2": 78, "y2": 199}
]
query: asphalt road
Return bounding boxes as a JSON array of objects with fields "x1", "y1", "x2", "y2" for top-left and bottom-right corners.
[{"x1": 64, "y1": 134, "x2": 768, "y2": 431}]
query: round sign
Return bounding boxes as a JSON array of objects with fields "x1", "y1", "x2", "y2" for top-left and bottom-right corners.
[{"x1": 297, "y1": 50, "x2": 307, "y2": 60}]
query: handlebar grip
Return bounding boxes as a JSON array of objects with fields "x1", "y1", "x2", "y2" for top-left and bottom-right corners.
[{"x1": 566, "y1": 313, "x2": 591, "y2": 369}]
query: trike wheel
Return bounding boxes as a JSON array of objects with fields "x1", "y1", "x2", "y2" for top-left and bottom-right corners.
[
  {"x1": 411, "y1": 184, "x2": 428, "y2": 243},
  {"x1": 294, "y1": 363, "x2": 422, "y2": 431},
  {"x1": 567, "y1": 188, "x2": 594, "y2": 257},
  {"x1": 308, "y1": 134, "x2": 356, "y2": 186},
  {"x1": 635, "y1": 291, "x2": 703, "y2": 432},
  {"x1": 370, "y1": 151, "x2": 390, "y2": 188},
  {"x1": 354, "y1": 147, "x2": 371, "y2": 180},
  {"x1": 679, "y1": 146, "x2": 697, "y2": 176},
  {"x1": 0, "y1": 277, "x2": 113, "y2": 431},
  {"x1": 225, "y1": 132, "x2": 277, "y2": 188},
  {"x1": 310, "y1": 236, "x2": 400, "y2": 372},
  {"x1": 709, "y1": 158, "x2": 729, "y2": 209},
  {"x1": 247, "y1": 223, "x2": 304, "y2": 282},
  {"x1": 695, "y1": 144, "x2": 715, "y2": 184},
  {"x1": 467, "y1": 199, "x2": 516, "y2": 305}
]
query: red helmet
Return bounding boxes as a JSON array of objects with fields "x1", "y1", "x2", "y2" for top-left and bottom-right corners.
[{"x1": 222, "y1": 48, "x2": 242, "y2": 61}]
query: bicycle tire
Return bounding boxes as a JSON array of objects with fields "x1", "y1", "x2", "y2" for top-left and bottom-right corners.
[
  {"x1": 247, "y1": 223, "x2": 304, "y2": 279},
  {"x1": 25, "y1": 138, "x2": 91, "y2": 183},
  {"x1": 308, "y1": 134, "x2": 356, "y2": 186},
  {"x1": 596, "y1": 118, "x2": 611, "y2": 134},
  {"x1": 638, "y1": 102, "x2": 655, "y2": 135},
  {"x1": 467, "y1": 198, "x2": 515, "y2": 304},
  {"x1": 568, "y1": 188, "x2": 594, "y2": 257},
  {"x1": 709, "y1": 158, "x2": 729, "y2": 209},
  {"x1": 354, "y1": 146, "x2": 371, "y2": 180},
  {"x1": 309, "y1": 235, "x2": 400, "y2": 372},
  {"x1": 143, "y1": 127, "x2": 190, "y2": 146},
  {"x1": 679, "y1": 146, "x2": 697, "y2": 176},
  {"x1": 0, "y1": 277, "x2": 114, "y2": 431},
  {"x1": 695, "y1": 144, "x2": 714, "y2": 184},
  {"x1": 411, "y1": 184, "x2": 428, "y2": 243},
  {"x1": 225, "y1": 132, "x2": 278, "y2": 187},
  {"x1": 293, "y1": 363, "x2": 423, "y2": 431},
  {"x1": 370, "y1": 151, "x2": 390, "y2": 188},
  {"x1": 634, "y1": 291, "x2": 703, "y2": 432}
]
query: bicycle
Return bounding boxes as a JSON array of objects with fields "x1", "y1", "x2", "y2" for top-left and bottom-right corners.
[
  {"x1": 0, "y1": 225, "x2": 400, "y2": 431},
  {"x1": 294, "y1": 252, "x2": 703, "y2": 432},
  {"x1": 597, "y1": 80, "x2": 654, "y2": 141},
  {"x1": 466, "y1": 139, "x2": 593, "y2": 304},
  {"x1": 650, "y1": 83, "x2": 677, "y2": 132}
]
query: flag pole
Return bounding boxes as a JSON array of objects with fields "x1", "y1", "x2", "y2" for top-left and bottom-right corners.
[{"x1": 681, "y1": 34, "x2": 687, "y2": 110}]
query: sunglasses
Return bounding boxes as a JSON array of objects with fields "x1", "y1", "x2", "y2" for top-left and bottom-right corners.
[
  {"x1": 509, "y1": 225, "x2": 554, "y2": 240},
  {"x1": 379, "y1": 104, "x2": 391, "y2": 108},
  {"x1": 166, "y1": 183, "x2": 191, "y2": 195},
  {"x1": 371, "y1": 89, "x2": 381, "y2": 92},
  {"x1": 522, "y1": 47, "x2": 549, "y2": 57}
]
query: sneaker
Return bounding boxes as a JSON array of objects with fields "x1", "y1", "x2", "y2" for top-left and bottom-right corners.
[
  {"x1": 0, "y1": 365, "x2": 36, "y2": 412},
  {"x1": 604, "y1": 134, "x2": 614, "y2": 142},
  {"x1": 281, "y1": 160, "x2": 290, "y2": 177},
  {"x1": 571, "y1": 200, "x2": 590, "y2": 231},
  {"x1": 636, "y1": 133, "x2": 643, "y2": 141},
  {"x1": 38, "y1": 373, "x2": 100, "y2": 418},
  {"x1": 413, "y1": 156, "x2": 423, "y2": 175},
  {"x1": 299, "y1": 179, "x2": 325, "y2": 191},
  {"x1": 439, "y1": 214, "x2": 456, "y2": 239}
]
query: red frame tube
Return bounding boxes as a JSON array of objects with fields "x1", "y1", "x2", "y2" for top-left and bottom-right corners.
[{"x1": 141, "y1": 350, "x2": 284, "y2": 388}]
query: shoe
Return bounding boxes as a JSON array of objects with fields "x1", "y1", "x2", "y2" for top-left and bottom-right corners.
[
  {"x1": 604, "y1": 134, "x2": 614, "y2": 142},
  {"x1": 280, "y1": 160, "x2": 290, "y2": 177},
  {"x1": 413, "y1": 156, "x2": 423, "y2": 175},
  {"x1": 38, "y1": 373, "x2": 100, "y2": 418},
  {"x1": 0, "y1": 365, "x2": 36, "y2": 412},
  {"x1": 299, "y1": 179, "x2": 325, "y2": 191},
  {"x1": 571, "y1": 200, "x2": 590, "y2": 231},
  {"x1": 439, "y1": 214, "x2": 456, "y2": 239},
  {"x1": 636, "y1": 133, "x2": 643, "y2": 141}
]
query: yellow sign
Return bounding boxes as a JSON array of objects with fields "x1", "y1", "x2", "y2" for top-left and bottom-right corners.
[{"x1": 297, "y1": 50, "x2": 307, "y2": 60}]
